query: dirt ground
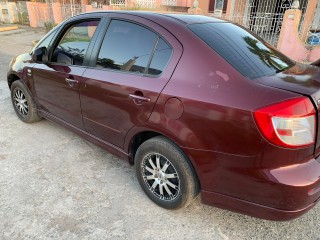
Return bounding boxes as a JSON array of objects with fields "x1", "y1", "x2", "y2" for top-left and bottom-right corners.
[{"x1": 0, "y1": 27, "x2": 319, "y2": 240}]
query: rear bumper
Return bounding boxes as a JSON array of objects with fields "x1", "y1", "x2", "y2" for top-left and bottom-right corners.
[
  {"x1": 183, "y1": 147, "x2": 320, "y2": 220},
  {"x1": 200, "y1": 157, "x2": 320, "y2": 220},
  {"x1": 201, "y1": 190, "x2": 319, "y2": 221}
]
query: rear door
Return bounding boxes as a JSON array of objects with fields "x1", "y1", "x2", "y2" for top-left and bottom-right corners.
[
  {"x1": 80, "y1": 14, "x2": 182, "y2": 147},
  {"x1": 32, "y1": 19, "x2": 101, "y2": 129}
]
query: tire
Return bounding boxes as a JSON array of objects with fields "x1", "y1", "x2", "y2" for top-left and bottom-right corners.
[
  {"x1": 135, "y1": 136, "x2": 199, "y2": 209},
  {"x1": 10, "y1": 80, "x2": 42, "y2": 123}
]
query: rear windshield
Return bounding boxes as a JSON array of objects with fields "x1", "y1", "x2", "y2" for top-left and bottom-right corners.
[{"x1": 189, "y1": 23, "x2": 294, "y2": 79}]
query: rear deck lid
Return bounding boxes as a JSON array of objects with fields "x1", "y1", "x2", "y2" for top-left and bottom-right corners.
[{"x1": 257, "y1": 63, "x2": 320, "y2": 155}]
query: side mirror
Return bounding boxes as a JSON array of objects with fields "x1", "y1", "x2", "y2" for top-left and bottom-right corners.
[{"x1": 32, "y1": 47, "x2": 48, "y2": 64}]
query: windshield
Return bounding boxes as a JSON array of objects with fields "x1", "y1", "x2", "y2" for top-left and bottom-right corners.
[{"x1": 189, "y1": 23, "x2": 295, "y2": 79}]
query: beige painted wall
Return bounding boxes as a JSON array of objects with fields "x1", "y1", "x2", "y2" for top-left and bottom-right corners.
[{"x1": 0, "y1": 2, "x2": 18, "y2": 23}]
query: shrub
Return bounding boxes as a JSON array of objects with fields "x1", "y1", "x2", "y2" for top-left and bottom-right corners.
[{"x1": 44, "y1": 20, "x2": 57, "y2": 33}]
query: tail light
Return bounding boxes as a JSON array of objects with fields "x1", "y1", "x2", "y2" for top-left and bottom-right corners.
[{"x1": 253, "y1": 97, "x2": 316, "y2": 148}]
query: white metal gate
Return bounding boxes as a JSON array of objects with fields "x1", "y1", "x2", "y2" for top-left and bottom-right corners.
[
  {"x1": 110, "y1": 0, "x2": 126, "y2": 6},
  {"x1": 136, "y1": 0, "x2": 156, "y2": 8},
  {"x1": 228, "y1": 0, "x2": 309, "y2": 46},
  {"x1": 162, "y1": 0, "x2": 177, "y2": 6},
  {"x1": 60, "y1": 3, "x2": 83, "y2": 20}
]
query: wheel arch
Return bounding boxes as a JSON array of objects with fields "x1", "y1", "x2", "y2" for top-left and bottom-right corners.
[
  {"x1": 128, "y1": 130, "x2": 161, "y2": 165},
  {"x1": 7, "y1": 73, "x2": 34, "y2": 97},
  {"x1": 7, "y1": 73, "x2": 20, "y2": 89},
  {"x1": 126, "y1": 128, "x2": 201, "y2": 189}
]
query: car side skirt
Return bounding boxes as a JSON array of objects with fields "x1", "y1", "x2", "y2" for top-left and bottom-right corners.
[{"x1": 39, "y1": 110, "x2": 130, "y2": 161}]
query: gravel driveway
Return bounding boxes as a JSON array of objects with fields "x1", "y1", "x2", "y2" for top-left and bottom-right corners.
[{"x1": 0, "y1": 27, "x2": 319, "y2": 240}]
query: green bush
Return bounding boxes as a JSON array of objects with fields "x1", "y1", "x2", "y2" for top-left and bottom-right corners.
[
  {"x1": 18, "y1": 12, "x2": 29, "y2": 25},
  {"x1": 44, "y1": 20, "x2": 57, "y2": 33}
]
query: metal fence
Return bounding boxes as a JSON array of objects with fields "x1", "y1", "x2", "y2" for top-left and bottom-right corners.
[
  {"x1": 136, "y1": 0, "x2": 156, "y2": 8},
  {"x1": 227, "y1": 0, "x2": 308, "y2": 47},
  {"x1": 60, "y1": 4, "x2": 83, "y2": 19},
  {"x1": 110, "y1": 0, "x2": 126, "y2": 6}
]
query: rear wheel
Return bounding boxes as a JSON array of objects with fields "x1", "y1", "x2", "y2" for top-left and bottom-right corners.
[
  {"x1": 135, "y1": 136, "x2": 199, "y2": 209},
  {"x1": 11, "y1": 81, "x2": 42, "y2": 123}
]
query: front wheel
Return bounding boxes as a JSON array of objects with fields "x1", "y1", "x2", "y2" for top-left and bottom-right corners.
[
  {"x1": 135, "y1": 136, "x2": 199, "y2": 209},
  {"x1": 10, "y1": 81, "x2": 42, "y2": 123}
]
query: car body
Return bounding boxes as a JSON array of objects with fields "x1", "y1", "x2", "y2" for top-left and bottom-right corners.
[{"x1": 7, "y1": 11, "x2": 320, "y2": 221}]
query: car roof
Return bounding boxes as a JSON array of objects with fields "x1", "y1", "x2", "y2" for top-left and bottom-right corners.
[
  {"x1": 164, "y1": 13, "x2": 226, "y2": 24},
  {"x1": 78, "y1": 11, "x2": 226, "y2": 25}
]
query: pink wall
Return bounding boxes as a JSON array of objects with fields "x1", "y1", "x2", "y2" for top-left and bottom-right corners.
[
  {"x1": 278, "y1": 9, "x2": 320, "y2": 62},
  {"x1": 155, "y1": 0, "x2": 161, "y2": 8},
  {"x1": 102, "y1": 5, "x2": 116, "y2": 11},
  {"x1": 26, "y1": 2, "x2": 51, "y2": 28},
  {"x1": 176, "y1": 0, "x2": 193, "y2": 7},
  {"x1": 52, "y1": 3, "x2": 63, "y2": 24}
]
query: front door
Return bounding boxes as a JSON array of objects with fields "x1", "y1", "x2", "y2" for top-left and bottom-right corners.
[
  {"x1": 33, "y1": 20, "x2": 101, "y2": 129},
  {"x1": 80, "y1": 16, "x2": 182, "y2": 147}
]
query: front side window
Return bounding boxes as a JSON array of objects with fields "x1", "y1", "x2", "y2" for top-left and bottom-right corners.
[
  {"x1": 51, "y1": 20, "x2": 100, "y2": 66},
  {"x1": 32, "y1": 27, "x2": 59, "y2": 53},
  {"x1": 96, "y1": 20, "x2": 158, "y2": 74}
]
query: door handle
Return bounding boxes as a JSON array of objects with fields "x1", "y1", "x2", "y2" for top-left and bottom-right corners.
[
  {"x1": 129, "y1": 93, "x2": 151, "y2": 105},
  {"x1": 65, "y1": 77, "x2": 79, "y2": 87}
]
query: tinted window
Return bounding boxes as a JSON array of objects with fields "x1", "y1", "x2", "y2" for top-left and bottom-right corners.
[
  {"x1": 189, "y1": 23, "x2": 294, "y2": 79},
  {"x1": 51, "y1": 20, "x2": 99, "y2": 66},
  {"x1": 96, "y1": 20, "x2": 158, "y2": 73},
  {"x1": 147, "y1": 38, "x2": 172, "y2": 75},
  {"x1": 33, "y1": 27, "x2": 59, "y2": 52}
]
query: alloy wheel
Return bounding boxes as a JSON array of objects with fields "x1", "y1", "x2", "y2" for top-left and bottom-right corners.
[
  {"x1": 13, "y1": 88, "x2": 28, "y2": 116},
  {"x1": 141, "y1": 153, "x2": 180, "y2": 201}
]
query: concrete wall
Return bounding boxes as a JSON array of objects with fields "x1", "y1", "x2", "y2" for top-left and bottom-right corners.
[
  {"x1": 300, "y1": 0, "x2": 319, "y2": 41},
  {"x1": 0, "y1": 2, "x2": 18, "y2": 23},
  {"x1": 26, "y1": 2, "x2": 51, "y2": 28},
  {"x1": 278, "y1": 9, "x2": 320, "y2": 62}
]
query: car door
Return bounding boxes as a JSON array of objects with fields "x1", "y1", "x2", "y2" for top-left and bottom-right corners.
[
  {"x1": 80, "y1": 15, "x2": 183, "y2": 148},
  {"x1": 32, "y1": 19, "x2": 102, "y2": 129}
]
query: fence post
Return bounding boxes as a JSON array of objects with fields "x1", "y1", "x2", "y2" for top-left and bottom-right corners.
[{"x1": 300, "y1": 0, "x2": 318, "y2": 41}]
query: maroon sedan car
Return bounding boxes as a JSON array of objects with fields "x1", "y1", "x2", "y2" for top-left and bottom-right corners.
[{"x1": 7, "y1": 11, "x2": 320, "y2": 220}]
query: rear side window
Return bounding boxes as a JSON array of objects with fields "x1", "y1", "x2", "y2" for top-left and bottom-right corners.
[
  {"x1": 96, "y1": 20, "x2": 158, "y2": 74},
  {"x1": 189, "y1": 23, "x2": 294, "y2": 79},
  {"x1": 147, "y1": 38, "x2": 172, "y2": 75}
]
